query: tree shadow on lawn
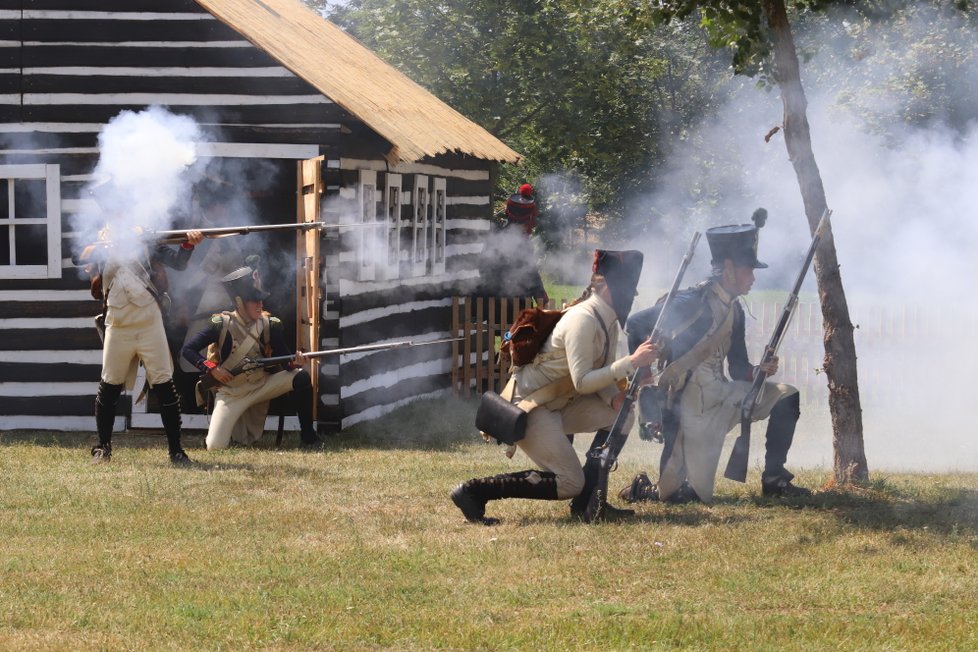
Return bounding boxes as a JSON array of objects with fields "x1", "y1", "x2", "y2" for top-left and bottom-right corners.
[{"x1": 786, "y1": 480, "x2": 978, "y2": 540}]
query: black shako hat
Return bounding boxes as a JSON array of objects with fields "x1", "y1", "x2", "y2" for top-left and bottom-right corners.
[
  {"x1": 221, "y1": 266, "x2": 269, "y2": 303},
  {"x1": 593, "y1": 249, "x2": 644, "y2": 326},
  {"x1": 706, "y1": 208, "x2": 769, "y2": 269}
]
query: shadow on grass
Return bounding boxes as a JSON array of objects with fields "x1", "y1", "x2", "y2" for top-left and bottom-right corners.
[
  {"x1": 788, "y1": 479, "x2": 978, "y2": 539},
  {"x1": 0, "y1": 430, "x2": 332, "y2": 479},
  {"x1": 333, "y1": 396, "x2": 482, "y2": 452},
  {"x1": 0, "y1": 397, "x2": 483, "y2": 453}
]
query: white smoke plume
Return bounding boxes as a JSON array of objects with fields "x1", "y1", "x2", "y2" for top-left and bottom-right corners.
[
  {"x1": 73, "y1": 106, "x2": 204, "y2": 259},
  {"x1": 615, "y1": 6, "x2": 978, "y2": 473}
]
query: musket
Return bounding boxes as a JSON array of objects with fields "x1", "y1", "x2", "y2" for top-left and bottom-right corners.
[
  {"x1": 198, "y1": 336, "x2": 463, "y2": 392},
  {"x1": 583, "y1": 231, "x2": 702, "y2": 523},
  {"x1": 74, "y1": 221, "x2": 384, "y2": 262},
  {"x1": 723, "y1": 208, "x2": 832, "y2": 482}
]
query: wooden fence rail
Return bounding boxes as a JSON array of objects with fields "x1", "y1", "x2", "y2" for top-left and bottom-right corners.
[{"x1": 451, "y1": 296, "x2": 974, "y2": 408}]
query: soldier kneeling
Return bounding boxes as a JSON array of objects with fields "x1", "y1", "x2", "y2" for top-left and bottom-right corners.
[{"x1": 182, "y1": 266, "x2": 323, "y2": 451}]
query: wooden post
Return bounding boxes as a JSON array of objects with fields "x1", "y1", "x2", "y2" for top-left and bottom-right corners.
[
  {"x1": 475, "y1": 297, "x2": 485, "y2": 394},
  {"x1": 462, "y1": 296, "x2": 473, "y2": 397},
  {"x1": 451, "y1": 297, "x2": 460, "y2": 396}
]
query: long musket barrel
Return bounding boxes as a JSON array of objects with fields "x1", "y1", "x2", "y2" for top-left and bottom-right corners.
[
  {"x1": 582, "y1": 231, "x2": 701, "y2": 523},
  {"x1": 723, "y1": 208, "x2": 832, "y2": 482},
  {"x1": 152, "y1": 221, "x2": 327, "y2": 244},
  {"x1": 78, "y1": 221, "x2": 386, "y2": 253},
  {"x1": 197, "y1": 337, "x2": 463, "y2": 393},
  {"x1": 253, "y1": 337, "x2": 464, "y2": 366}
]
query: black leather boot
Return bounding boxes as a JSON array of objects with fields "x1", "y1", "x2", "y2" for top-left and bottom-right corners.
[
  {"x1": 152, "y1": 380, "x2": 192, "y2": 465},
  {"x1": 92, "y1": 381, "x2": 123, "y2": 463},
  {"x1": 292, "y1": 370, "x2": 323, "y2": 450},
  {"x1": 569, "y1": 430, "x2": 635, "y2": 520},
  {"x1": 762, "y1": 393, "x2": 809, "y2": 497},
  {"x1": 450, "y1": 470, "x2": 559, "y2": 525}
]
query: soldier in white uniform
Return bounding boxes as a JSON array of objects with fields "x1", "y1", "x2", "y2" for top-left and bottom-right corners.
[
  {"x1": 620, "y1": 218, "x2": 811, "y2": 503},
  {"x1": 451, "y1": 250, "x2": 658, "y2": 525},
  {"x1": 91, "y1": 229, "x2": 204, "y2": 465},
  {"x1": 181, "y1": 266, "x2": 322, "y2": 451}
]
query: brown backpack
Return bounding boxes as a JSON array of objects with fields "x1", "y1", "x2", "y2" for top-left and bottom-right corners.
[{"x1": 500, "y1": 308, "x2": 564, "y2": 368}]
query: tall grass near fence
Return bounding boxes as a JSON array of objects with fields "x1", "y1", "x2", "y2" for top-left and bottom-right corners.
[{"x1": 2, "y1": 398, "x2": 978, "y2": 651}]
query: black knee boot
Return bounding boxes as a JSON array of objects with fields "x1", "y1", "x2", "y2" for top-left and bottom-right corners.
[
  {"x1": 292, "y1": 370, "x2": 322, "y2": 450},
  {"x1": 151, "y1": 380, "x2": 192, "y2": 465},
  {"x1": 93, "y1": 381, "x2": 123, "y2": 462},
  {"x1": 451, "y1": 470, "x2": 559, "y2": 525},
  {"x1": 762, "y1": 393, "x2": 809, "y2": 496},
  {"x1": 569, "y1": 430, "x2": 636, "y2": 519}
]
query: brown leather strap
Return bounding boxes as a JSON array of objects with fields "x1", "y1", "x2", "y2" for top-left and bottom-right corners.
[{"x1": 657, "y1": 305, "x2": 735, "y2": 391}]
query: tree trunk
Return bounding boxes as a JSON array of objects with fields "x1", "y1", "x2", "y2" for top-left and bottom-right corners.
[{"x1": 762, "y1": 0, "x2": 869, "y2": 485}]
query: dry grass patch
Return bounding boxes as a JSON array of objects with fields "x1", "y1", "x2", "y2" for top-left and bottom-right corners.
[{"x1": 2, "y1": 400, "x2": 977, "y2": 650}]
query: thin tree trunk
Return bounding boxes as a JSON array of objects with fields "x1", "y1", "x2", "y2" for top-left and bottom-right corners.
[{"x1": 763, "y1": 0, "x2": 869, "y2": 485}]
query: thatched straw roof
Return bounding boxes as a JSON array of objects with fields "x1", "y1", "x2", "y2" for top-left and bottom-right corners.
[{"x1": 196, "y1": 0, "x2": 522, "y2": 165}]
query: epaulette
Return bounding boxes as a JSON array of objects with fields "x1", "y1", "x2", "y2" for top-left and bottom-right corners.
[{"x1": 209, "y1": 314, "x2": 224, "y2": 326}]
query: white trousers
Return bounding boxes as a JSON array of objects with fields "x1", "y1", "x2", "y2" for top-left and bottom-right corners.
[
  {"x1": 101, "y1": 301, "x2": 172, "y2": 387},
  {"x1": 206, "y1": 369, "x2": 298, "y2": 450},
  {"x1": 516, "y1": 394, "x2": 633, "y2": 499}
]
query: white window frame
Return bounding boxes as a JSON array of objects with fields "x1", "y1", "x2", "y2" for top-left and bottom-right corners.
[
  {"x1": 410, "y1": 174, "x2": 429, "y2": 277},
  {"x1": 383, "y1": 173, "x2": 402, "y2": 280},
  {"x1": 0, "y1": 164, "x2": 62, "y2": 279},
  {"x1": 429, "y1": 177, "x2": 447, "y2": 275},
  {"x1": 356, "y1": 170, "x2": 380, "y2": 281}
]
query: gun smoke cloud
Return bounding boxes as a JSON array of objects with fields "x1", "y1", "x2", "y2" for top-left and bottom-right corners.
[
  {"x1": 72, "y1": 106, "x2": 203, "y2": 259},
  {"x1": 612, "y1": 5, "x2": 978, "y2": 473}
]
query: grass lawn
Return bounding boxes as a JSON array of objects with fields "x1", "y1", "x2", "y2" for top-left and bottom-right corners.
[{"x1": 2, "y1": 398, "x2": 976, "y2": 651}]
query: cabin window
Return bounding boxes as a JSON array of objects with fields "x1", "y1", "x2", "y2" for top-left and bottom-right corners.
[
  {"x1": 356, "y1": 170, "x2": 382, "y2": 281},
  {"x1": 0, "y1": 164, "x2": 62, "y2": 279},
  {"x1": 383, "y1": 173, "x2": 402, "y2": 280},
  {"x1": 410, "y1": 174, "x2": 429, "y2": 277},
  {"x1": 430, "y1": 177, "x2": 447, "y2": 275}
]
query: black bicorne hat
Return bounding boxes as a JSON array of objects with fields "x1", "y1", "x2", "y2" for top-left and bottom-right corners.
[
  {"x1": 221, "y1": 266, "x2": 269, "y2": 303},
  {"x1": 593, "y1": 249, "x2": 644, "y2": 326},
  {"x1": 706, "y1": 209, "x2": 768, "y2": 269}
]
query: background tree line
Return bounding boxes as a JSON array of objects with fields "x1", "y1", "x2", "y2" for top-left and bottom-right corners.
[{"x1": 308, "y1": 0, "x2": 976, "y2": 247}]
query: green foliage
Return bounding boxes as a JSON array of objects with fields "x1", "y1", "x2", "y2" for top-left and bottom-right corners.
[{"x1": 321, "y1": 0, "x2": 731, "y2": 224}]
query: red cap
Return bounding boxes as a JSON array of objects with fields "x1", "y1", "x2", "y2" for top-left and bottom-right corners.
[{"x1": 518, "y1": 183, "x2": 534, "y2": 197}]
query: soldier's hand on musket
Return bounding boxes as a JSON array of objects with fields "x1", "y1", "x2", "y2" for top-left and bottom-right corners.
[
  {"x1": 292, "y1": 350, "x2": 308, "y2": 367},
  {"x1": 185, "y1": 230, "x2": 205, "y2": 246},
  {"x1": 758, "y1": 355, "x2": 779, "y2": 377},
  {"x1": 629, "y1": 340, "x2": 659, "y2": 369},
  {"x1": 209, "y1": 366, "x2": 234, "y2": 385},
  {"x1": 612, "y1": 390, "x2": 629, "y2": 412}
]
